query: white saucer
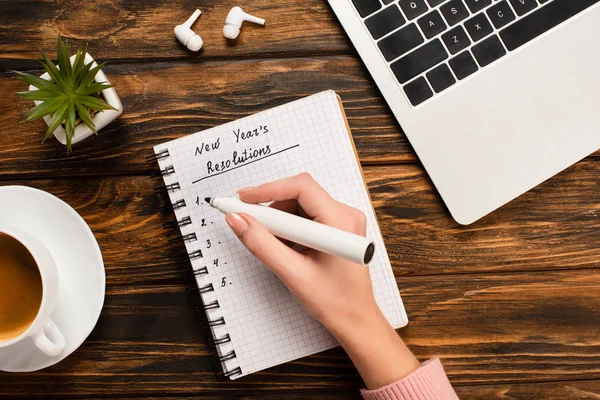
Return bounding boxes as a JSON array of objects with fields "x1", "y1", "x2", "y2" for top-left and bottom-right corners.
[{"x1": 0, "y1": 186, "x2": 105, "y2": 372}]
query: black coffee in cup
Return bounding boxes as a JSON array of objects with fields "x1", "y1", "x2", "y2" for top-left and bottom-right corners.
[{"x1": 0, "y1": 233, "x2": 43, "y2": 341}]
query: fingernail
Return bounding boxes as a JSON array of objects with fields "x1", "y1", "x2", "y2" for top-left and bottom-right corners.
[
  {"x1": 237, "y1": 187, "x2": 254, "y2": 195},
  {"x1": 226, "y1": 213, "x2": 249, "y2": 237}
]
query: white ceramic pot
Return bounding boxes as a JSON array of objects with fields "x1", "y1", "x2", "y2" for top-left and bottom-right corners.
[{"x1": 29, "y1": 53, "x2": 123, "y2": 146}]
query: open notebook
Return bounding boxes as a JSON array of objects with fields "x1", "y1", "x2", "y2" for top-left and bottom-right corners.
[{"x1": 153, "y1": 90, "x2": 407, "y2": 379}]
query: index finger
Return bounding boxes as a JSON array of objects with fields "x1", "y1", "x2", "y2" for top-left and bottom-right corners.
[{"x1": 237, "y1": 173, "x2": 337, "y2": 219}]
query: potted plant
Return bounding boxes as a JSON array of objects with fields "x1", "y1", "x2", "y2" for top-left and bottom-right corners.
[{"x1": 14, "y1": 35, "x2": 123, "y2": 153}]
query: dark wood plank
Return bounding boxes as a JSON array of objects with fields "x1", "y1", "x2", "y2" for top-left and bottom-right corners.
[
  {"x1": 367, "y1": 160, "x2": 600, "y2": 276},
  {"x1": 0, "y1": 56, "x2": 411, "y2": 178},
  {"x1": 84, "y1": 379, "x2": 600, "y2": 399},
  {"x1": 0, "y1": 159, "x2": 597, "y2": 285},
  {"x1": 0, "y1": 0, "x2": 351, "y2": 69},
  {"x1": 1, "y1": 269, "x2": 599, "y2": 397}
]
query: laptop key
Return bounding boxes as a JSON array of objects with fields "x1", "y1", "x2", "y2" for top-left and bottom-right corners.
[
  {"x1": 464, "y1": 0, "x2": 491, "y2": 13},
  {"x1": 442, "y1": 25, "x2": 471, "y2": 54},
  {"x1": 378, "y1": 23, "x2": 424, "y2": 61},
  {"x1": 427, "y1": 0, "x2": 447, "y2": 6},
  {"x1": 440, "y1": 0, "x2": 470, "y2": 26},
  {"x1": 487, "y1": 1, "x2": 516, "y2": 29},
  {"x1": 418, "y1": 10, "x2": 447, "y2": 38},
  {"x1": 500, "y1": 0, "x2": 600, "y2": 51},
  {"x1": 472, "y1": 35, "x2": 506, "y2": 67},
  {"x1": 464, "y1": 13, "x2": 493, "y2": 42},
  {"x1": 366, "y1": 5, "x2": 406, "y2": 40},
  {"x1": 403, "y1": 77, "x2": 433, "y2": 106},
  {"x1": 449, "y1": 51, "x2": 478, "y2": 79},
  {"x1": 508, "y1": 0, "x2": 537, "y2": 16},
  {"x1": 398, "y1": 0, "x2": 429, "y2": 20},
  {"x1": 426, "y1": 63, "x2": 456, "y2": 92},
  {"x1": 351, "y1": 0, "x2": 382, "y2": 17},
  {"x1": 391, "y1": 39, "x2": 448, "y2": 83}
]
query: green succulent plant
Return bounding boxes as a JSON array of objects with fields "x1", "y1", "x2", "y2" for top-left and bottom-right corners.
[{"x1": 14, "y1": 35, "x2": 116, "y2": 153}]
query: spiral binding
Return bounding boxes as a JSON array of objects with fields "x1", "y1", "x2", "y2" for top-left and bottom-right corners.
[
  {"x1": 218, "y1": 350, "x2": 237, "y2": 361},
  {"x1": 169, "y1": 232, "x2": 196, "y2": 244},
  {"x1": 146, "y1": 148, "x2": 170, "y2": 162},
  {"x1": 224, "y1": 367, "x2": 242, "y2": 378},
  {"x1": 160, "y1": 199, "x2": 186, "y2": 213},
  {"x1": 154, "y1": 182, "x2": 181, "y2": 194},
  {"x1": 193, "y1": 266, "x2": 209, "y2": 276},
  {"x1": 151, "y1": 149, "x2": 241, "y2": 379},
  {"x1": 207, "y1": 334, "x2": 231, "y2": 346},
  {"x1": 151, "y1": 165, "x2": 175, "y2": 178},
  {"x1": 163, "y1": 216, "x2": 192, "y2": 230},
  {"x1": 205, "y1": 300, "x2": 220, "y2": 310}
]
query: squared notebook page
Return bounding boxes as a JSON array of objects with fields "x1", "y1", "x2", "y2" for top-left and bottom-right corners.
[{"x1": 154, "y1": 90, "x2": 407, "y2": 379}]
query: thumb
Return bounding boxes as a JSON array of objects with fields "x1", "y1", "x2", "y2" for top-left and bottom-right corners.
[{"x1": 225, "y1": 213, "x2": 307, "y2": 283}]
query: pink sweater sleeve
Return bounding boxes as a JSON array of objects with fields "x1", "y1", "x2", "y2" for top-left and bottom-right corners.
[{"x1": 360, "y1": 358, "x2": 459, "y2": 400}]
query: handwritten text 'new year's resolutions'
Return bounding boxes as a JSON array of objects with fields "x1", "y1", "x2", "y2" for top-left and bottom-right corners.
[{"x1": 194, "y1": 125, "x2": 271, "y2": 175}]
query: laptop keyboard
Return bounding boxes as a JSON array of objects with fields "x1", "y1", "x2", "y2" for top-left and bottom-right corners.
[{"x1": 352, "y1": 0, "x2": 599, "y2": 106}]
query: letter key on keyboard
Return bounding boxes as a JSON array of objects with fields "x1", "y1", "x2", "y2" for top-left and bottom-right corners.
[
  {"x1": 442, "y1": 26, "x2": 471, "y2": 54},
  {"x1": 418, "y1": 10, "x2": 447, "y2": 39},
  {"x1": 508, "y1": 0, "x2": 537, "y2": 16},
  {"x1": 440, "y1": 0, "x2": 470, "y2": 26},
  {"x1": 464, "y1": 12, "x2": 493, "y2": 42},
  {"x1": 398, "y1": 0, "x2": 429, "y2": 20},
  {"x1": 464, "y1": 0, "x2": 492, "y2": 13},
  {"x1": 487, "y1": 1, "x2": 516, "y2": 29}
]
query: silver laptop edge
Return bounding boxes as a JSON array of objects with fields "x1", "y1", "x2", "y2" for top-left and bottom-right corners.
[{"x1": 328, "y1": 1, "x2": 600, "y2": 224}]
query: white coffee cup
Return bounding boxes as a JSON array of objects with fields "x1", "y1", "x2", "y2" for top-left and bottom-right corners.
[{"x1": 0, "y1": 226, "x2": 65, "y2": 357}]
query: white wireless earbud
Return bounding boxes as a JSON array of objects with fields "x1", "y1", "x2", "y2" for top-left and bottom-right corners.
[
  {"x1": 223, "y1": 6, "x2": 265, "y2": 40},
  {"x1": 175, "y1": 9, "x2": 203, "y2": 51}
]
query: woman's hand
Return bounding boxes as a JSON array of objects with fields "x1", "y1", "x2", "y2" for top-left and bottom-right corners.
[{"x1": 225, "y1": 173, "x2": 420, "y2": 389}]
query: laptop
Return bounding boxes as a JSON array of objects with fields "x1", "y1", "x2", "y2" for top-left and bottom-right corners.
[{"x1": 327, "y1": 0, "x2": 600, "y2": 224}]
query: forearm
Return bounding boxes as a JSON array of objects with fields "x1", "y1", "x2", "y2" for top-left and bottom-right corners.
[{"x1": 330, "y1": 309, "x2": 421, "y2": 390}]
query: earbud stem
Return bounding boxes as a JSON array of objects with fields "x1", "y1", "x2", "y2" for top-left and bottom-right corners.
[
  {"x1": 243, "y1": 12, "x2": 265, "y2": 26},
  {"x1": 183, "y1": 9, "x2": 202, "y2": 28}
]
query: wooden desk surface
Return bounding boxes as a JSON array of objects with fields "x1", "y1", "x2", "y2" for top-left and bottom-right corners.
[{"x1": 1, "y1": 1, "x2": 599, "y2": 398}]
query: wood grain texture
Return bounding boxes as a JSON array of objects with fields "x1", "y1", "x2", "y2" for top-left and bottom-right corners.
[
  {"x1": 1, "y1": 159, "x2": 597, "y2": 285},
  {"x1": 0, "y1": 0, "x2": 351, "y2": 69},
  {"x1": 1, "y1": 58, "x2": 598, "y2": 178},
  {"x1": 0, "y1": 56, "x2": 411, "y2": 178},
  {"x1": 82, "y1": 380, "x2": 600, "y2": 400},
  {"x1": 1, "y1": 57, "x2": 598, "y2": 179},
  {"x1": 1, "y1": 1, "x2": 599, "y2": 397},
  {"x1": 1, "y1": 268, "x2": 599, "y2": 397},
  {"x1": 366, "y1": 161, "x2": 600, "y2": 276},
  {"x1": 82, "y1": 382, "x2": 600, "y2": 400}
]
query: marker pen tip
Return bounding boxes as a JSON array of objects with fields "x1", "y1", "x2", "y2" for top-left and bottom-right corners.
[{"x1": 204, "y1": 197, "x2": 212, "y2": 204}]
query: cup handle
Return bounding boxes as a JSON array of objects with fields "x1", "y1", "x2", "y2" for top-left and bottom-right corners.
[{"x1": 32, "y1": 319, "x2": 65, "y2": 357}]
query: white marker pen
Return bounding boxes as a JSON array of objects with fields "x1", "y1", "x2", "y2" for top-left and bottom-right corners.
[{"x1": 205, "y1": 197, "x2": 375, "y2": 266}]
